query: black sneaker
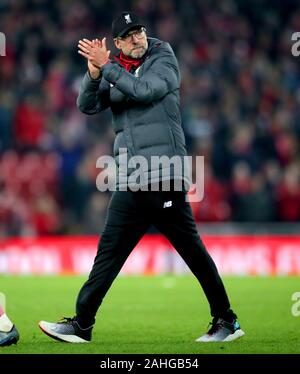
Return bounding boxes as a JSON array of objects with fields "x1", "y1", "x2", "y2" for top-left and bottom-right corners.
[
  {"x1": 196, "y1": 317, "x2": 245, "y2": 342},
  {"x1": 0, "y1": 325, "x2": 20, "y2": 347},
  {"x1": 39, "y1": 317, "x2": 93, "y2": 343}
]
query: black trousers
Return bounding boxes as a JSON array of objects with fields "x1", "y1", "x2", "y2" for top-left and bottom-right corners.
[{"x1": 76, "y1": 187, "x2": 231, "y2": 326}]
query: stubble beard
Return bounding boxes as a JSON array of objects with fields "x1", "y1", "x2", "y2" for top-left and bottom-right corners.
[{"x1": 127, "y1": 39, "x2": 148, "y2": 59}]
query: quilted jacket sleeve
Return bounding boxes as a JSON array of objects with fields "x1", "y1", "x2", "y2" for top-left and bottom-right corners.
[{"x1": 77, "y1": 71, "x2": 111, "y2": 114}]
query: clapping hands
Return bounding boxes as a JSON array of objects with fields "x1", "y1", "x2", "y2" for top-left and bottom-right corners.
[{"x1": 78, "y1": 37, "x2": 111, "y2": 79}]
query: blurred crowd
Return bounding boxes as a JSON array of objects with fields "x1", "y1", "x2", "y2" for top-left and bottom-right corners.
[{"x1": 1, "y1": 0, "x2": 300, "y2": 237}]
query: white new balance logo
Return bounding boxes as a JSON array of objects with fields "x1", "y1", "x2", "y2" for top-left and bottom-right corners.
[{"x1": 163, "y1": 201, "x2": 172, "y2": 208}]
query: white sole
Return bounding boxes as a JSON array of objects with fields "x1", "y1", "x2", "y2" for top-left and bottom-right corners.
[
  {"x1": 196, "y1": 329, "x2": 245, "y2": 343},
  {"x1": 39, "y1": 321, "x2": 90, "y2": 343},
  {"x1": 223, "y1": 329, "x2": 245, "y2": 341}
]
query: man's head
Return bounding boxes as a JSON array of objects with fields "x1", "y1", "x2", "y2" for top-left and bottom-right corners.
[{"x1": 112, "y1": 11, "x2": 148, "y2": 59}]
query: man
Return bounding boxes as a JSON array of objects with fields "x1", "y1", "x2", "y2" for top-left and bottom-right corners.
[
  {"x1": 39, "y1": 11, "x2": 244, "y2": 343},
  {"x1": 0, "y1": 294, "x2": 19, "y2": 347}
]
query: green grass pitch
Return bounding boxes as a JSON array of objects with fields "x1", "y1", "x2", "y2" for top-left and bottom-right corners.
[{"x1": 0, "y1": 275, "x2": 299, "y2": 354}]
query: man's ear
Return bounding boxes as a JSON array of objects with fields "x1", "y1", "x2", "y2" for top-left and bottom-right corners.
[{"x1": 114, "y1": 39, "x2": 122, "y2": 50}]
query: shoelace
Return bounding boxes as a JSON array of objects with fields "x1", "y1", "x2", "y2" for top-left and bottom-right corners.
[
  {"x1": 58, "y1": 316, "x2": 76, "y2": 324},
  {"x1": 57, "y1": 316, "x2": 94, "y2": 330},
  {"x1": 207, "y1": 317, "x2": 223, "y2": 335}
]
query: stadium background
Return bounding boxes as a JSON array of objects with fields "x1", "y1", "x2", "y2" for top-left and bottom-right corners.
[
  {"x1": 1, "y1": 0, "x2": 300, "y2": 275},
  {"x1": 1, "y1": 0, "x2": 300, "y2": 235},
  {"x1": 0, "y1": 0, "x2": 300, "y2": 355}
]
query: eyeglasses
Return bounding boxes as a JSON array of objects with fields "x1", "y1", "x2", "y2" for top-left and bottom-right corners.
[{"x1": 118, "y1": 27, "x2": 146, "y2": 42}]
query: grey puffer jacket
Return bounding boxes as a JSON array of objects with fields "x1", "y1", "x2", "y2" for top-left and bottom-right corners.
[{"x1": 77, "y1": 37, "x2": 188, "y2": 189}]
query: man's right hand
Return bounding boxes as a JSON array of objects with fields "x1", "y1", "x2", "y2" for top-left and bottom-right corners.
[
  {"x1": 88, "y1": 39, "x2": 101, "y2": 79},
  {"x1": 88, "y1": 60, "x2": 101, "y2": 80},
  {"x1": 78, "y1": 38, "x2": 111, "y2": 80},
  {"x1": 88, "y1": 63, "x2": 101, "y2": 80}
]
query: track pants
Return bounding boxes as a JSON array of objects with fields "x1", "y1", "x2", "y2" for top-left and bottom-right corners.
[{"x1": 76, "y1": 188, "x2": 231, "y2": 326}]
